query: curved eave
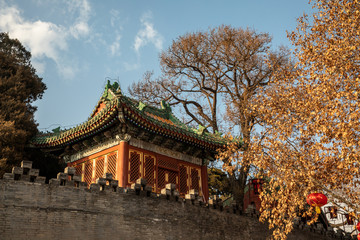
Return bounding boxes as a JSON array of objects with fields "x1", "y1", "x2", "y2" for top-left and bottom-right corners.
[
  {"x1": 122, "y1": 103, "x2": 225, "y2": 151},
  {"x1": 32, "y1": 93, "x2": 229, "y2": 151},
  {"x1": 31, "y1": 101, "x2": 119, "y2": 148}
]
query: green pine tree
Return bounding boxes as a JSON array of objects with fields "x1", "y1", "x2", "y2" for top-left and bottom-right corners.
[{"x1": 0, "y1": 32, "x2": 46, "y2": 176}]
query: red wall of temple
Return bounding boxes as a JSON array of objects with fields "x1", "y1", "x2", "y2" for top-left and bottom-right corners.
[
  {"x1": 243, "y1": 179, "x2": 263, "y2": 212},
  {"x1": 68, "y1": 145, "x2": 119, "y2": 185},
  {"x1": 128, "y1": 145, "x2": 206, "y2": 199},
  {"x1": 67, "y1": 143, "x2": 209, "y2": 201}
]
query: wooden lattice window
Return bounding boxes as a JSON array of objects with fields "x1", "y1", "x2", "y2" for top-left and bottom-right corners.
[
  {"x1": 158, "y1": 157, "x2": 178, "y2": 171},
  {"x1": 84, "y1": 160, "x2": 93, "y2": 186},
  {"x1": 179, "y1": 165, "x2": 188, "y2": 194},
  {"x1": 107, "y1": 152, "x2": 117, "y2": 179},
  {"x1": 158, "y1": 168, "x2": 166, "y2": 190},
  {"x1": 190, "y1": 168, "x2": 200, "y2": 192},
  {"x1": 95, "y1": 157, "x2": 104, "y2": 180},
  {"x1": 129, "y1": 151, "x2": 141, "y2": 183},
  {"x1": 158, "y1": 168, "x2": 177, "y2": 190},
  {"x1": 168, "y1": 170, "x2": 177, "y2": 186},
  {"x1": 144, "y1": 155, "x2": 155, "y2": 187},
  {"x1": 75, "y1": 163, "x2": 83, "y2": 176}
]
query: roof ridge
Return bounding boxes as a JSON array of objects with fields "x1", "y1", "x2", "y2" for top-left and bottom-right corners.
[{"x1": 31, "y1": 81, "x2": 232, "y2": 149}]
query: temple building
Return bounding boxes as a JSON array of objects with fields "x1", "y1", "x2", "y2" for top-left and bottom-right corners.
[
  {"x1": 31, "y1": 81, "x2": 225, "y2": 201},
  {"x1": 243, "y1": 178, "x2": 264, "y2": 212}
]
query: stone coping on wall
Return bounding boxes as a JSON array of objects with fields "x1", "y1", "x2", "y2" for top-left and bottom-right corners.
[{"x1": 0, "y1": 161, "x2": 352, "y2": 240}]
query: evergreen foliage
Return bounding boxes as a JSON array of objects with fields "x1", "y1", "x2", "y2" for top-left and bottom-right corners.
[
  {"x1": 0, "y1": 32, "x2": 46, "y2": 177},
  {"x1": 208, "y1": 167, "x2": 231, "y2": 197}
]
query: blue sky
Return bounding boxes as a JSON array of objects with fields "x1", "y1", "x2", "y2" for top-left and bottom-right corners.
[{"x1": 0, "y1": 0, "x2": 314, "y2": 131}]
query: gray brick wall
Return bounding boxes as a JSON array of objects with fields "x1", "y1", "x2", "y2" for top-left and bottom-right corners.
[
  {"x1": 0, "y1": 162, "x2": 341, "y2": 240},
  {"x1": 0, "y1": 180, "x2": 339, "y2": 240}
]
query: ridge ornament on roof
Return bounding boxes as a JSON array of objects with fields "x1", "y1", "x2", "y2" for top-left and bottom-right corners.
[{"x1": 30, "y1": 82, "x2": 231, "y2": 152}]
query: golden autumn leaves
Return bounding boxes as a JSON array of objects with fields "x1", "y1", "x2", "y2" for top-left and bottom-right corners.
[{"x1": 218, "y1": 0, "x2": 360, "y2": 239}]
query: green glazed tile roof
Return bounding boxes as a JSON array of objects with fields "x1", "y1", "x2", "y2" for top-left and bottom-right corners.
[{"x1": 31, "y1": 81, "x2": 231, "y2": 151}]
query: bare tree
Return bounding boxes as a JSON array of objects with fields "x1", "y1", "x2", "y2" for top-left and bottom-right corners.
[
  {"x1": 128, "y1": 71, "x2": 172, "y2": 107},
  {"x1": 128, "y1": 25, "x2": 290, "y2": 207},
  {"x1": 212, "y1": 26, "x2": 290, "y2": 207}
]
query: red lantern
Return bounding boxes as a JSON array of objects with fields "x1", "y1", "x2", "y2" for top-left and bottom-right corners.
[
  {"x1": 358, "y1": 233, "x2": 360, "y2": 240},
  {"x1": 306, "y1": 193, "x2": 327, "y2": 214},
  {"x1": 357, "y1": 222, "x2": 360, "y2": 231}
]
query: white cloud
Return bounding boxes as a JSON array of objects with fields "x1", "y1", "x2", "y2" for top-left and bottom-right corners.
[
  {"x1": 0, "y1": 6, "x2": 67, "y2": 65},
  {"x1": 110, "y1": 9, "x2": 120, "y2": 28},
  {"x1": 31, "y1": 60, "x2": 46, "y2": 74},
  {"x1": 67, "y1": 0, "x2": 91, "y2": 39},
  {"x1": 0, "y1": 0, "x2": 92, "y2": 79},
  {"x1": 108, "y1": 9, "x2": 123, "y2": 56},
  {"x1": 58, "y1": 61, "x2": 77, "y2": 79},
  {"x1": 110, "y1": 34, "x2": 121, "y2": 56},
  {"x1": 134, "y1": 11, "x2": 163, "y2": 53}
]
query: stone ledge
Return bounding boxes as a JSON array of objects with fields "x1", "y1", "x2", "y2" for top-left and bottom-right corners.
[{"x1": 0, "y1": 162, "x2": 339, "y2": 239}]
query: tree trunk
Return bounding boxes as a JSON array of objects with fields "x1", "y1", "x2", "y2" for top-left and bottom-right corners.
[
  {"x1": 231, "y1": 126, "x2": 251, "y2": 211},
  {"x1": 229, "y1": 166, "x2": 249, "y2": 211}
]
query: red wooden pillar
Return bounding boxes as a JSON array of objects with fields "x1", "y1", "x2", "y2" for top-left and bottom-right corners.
[
  {"x1": 201, "y1": 164, "x2": 209, "y2": 202},
  {"x1": 117, "y1": 141, "x2": 129, "y2": 188}
]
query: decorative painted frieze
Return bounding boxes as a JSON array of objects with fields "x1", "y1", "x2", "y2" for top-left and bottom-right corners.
[
  {"x1": 65, "y1": 134, "x2": 130, "y2": 163},
  {"x1": 130, "y1": 137, "x2": 203, "y2": 166}
]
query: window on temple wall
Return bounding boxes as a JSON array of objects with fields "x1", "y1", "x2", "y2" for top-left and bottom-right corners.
[
  {"x1": 107, "y1": 152, "x2": 117, "y2": 179},
  {"x1": 168, "y1": 170, "x2": 177, "y2": 186},
  {"x1": 158, "y1": 168, "x2": 178, "y2": 190},
  {"x1": 190, "y1": 168, "x2": 200, "y2": 192},
  {"x1": 84, "y1": 160, "x2": 93, "y2": 186},
  {"x1": 158, "y1": 168, "x2": 166, "y2": 190},
  {"x1": 157, "y1": 157, "x2": 179, "y2": 191},
  {"x1": 74, "y1": 163, "x2": 83, "y2": 177},
  {"x1": 158, "y1": 157, "x2": 178, "y2": 171},
  {"x1": 179, "y1": 165, "x2": 188, "y2": 195},
  {"x1": 144, "y1": 154, "x2": 156, "y2": 190},
  {"x1": 129, "y1": 150, "x2": 141, "y2": 183},
  {"x1": 95, "y1": 156, "x2": 105, "y2": 180}
]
